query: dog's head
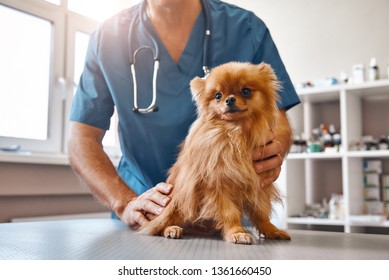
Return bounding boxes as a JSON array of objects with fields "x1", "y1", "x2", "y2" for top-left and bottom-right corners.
[{"x1": 190, "y1": 62, "x2": 280, "y2": 122}]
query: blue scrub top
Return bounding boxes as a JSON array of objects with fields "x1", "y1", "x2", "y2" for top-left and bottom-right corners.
[{"x1": 70, "y1": 0, "x2": 300, "y2": 196}]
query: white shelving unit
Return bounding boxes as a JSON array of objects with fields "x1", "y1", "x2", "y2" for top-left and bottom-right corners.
[{"x1": 279, "y1": 79, "x2": 389, "y2": 234}]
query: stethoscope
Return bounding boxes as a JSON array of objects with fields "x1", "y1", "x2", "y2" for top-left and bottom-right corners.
[{"x1": 129, "y1": 0, "x2": 211, "y2": 113}]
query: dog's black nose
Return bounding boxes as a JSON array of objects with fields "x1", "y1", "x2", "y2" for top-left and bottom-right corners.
[{"x1": 225, "y1": 96, "x2": 236, "y2": 107}]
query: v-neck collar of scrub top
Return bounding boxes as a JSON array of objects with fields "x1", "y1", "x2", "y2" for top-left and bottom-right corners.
[{"x1": 140, "y1": 6, "x2": 206, "y2": 89}]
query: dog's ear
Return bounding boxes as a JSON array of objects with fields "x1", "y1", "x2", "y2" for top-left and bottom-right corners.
[
  {"x1": 190, "y1": 77, "x2": 206, "y2": 101},
  {"x1": 257, "y1": 63, "x2": 277, "y2": 81},
  {"x1": 257, "y1": 63, "x2": 281, "y2": 92}
]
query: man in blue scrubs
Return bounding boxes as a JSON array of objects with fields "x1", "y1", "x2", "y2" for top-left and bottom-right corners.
[{"x1": 68, "y1": 0, "x2": 300, "y2": 229}]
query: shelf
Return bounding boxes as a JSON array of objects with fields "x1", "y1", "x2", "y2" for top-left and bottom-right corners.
[
  {"x1": 346, "y1": 150, "x2": 389, "y2": 158},
  {"x1": 344, "y1": 79, "x2": 389, "y2": 98},
  {"x1": 287, "y1": 217, "x2": 345, "y2": 226},
  {"x1": 288, "y1": 150, "x2": 389, "y2": 159},
  {"x1": 287, "y1": 217, "x2": 389, "y2": 228},
  {"x1": 297, "y1": 85, "x2": 342, "y2": 96},
  {"x1": 297, "y1": 79, "x2": 389, "y2": 94},
  {"x1": 0, "y1": 151, "x2": 121, "y2": 166},
  {"x1": 348, "y1": 215, "x2": 389, "y2": 227},
  {"x1": 285, "y1": 79, "x2": 389, "y2": 234},
  {"x1": 0, "y1": 151, "x2": 69, "y2": 165},
  {"x1": 297, "y1": 79, "x2": 389, "y2": 102},
  {"x1": 297, "y1": 88, "x2": 340, "y2": 103},
  {"x1": 288, "y1": 152, "x2": 343, "y2": 160}
]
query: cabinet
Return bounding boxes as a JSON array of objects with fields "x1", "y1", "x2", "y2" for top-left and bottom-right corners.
[{"x1": 278, "y1": 79, "x2": 389, "y2": 234}]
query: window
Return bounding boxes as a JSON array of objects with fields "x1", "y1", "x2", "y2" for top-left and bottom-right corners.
[
  {"x1": 74, "y1": 31, "x2": 90, "y2": 85},
  {"x1": 0, "y1": 5, "x2": 51, "y2": 141},
  {"x1": 0, "y1": 1, "x2": 65, "y2": 153},
  {"x1": 0, "y1": 0, "x2": 137, "y2": 156}
]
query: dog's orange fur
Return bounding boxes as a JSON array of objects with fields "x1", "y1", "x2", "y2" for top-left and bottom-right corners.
[{"x1": 138, "y1": 62, "x2": 291, "y2": 244}]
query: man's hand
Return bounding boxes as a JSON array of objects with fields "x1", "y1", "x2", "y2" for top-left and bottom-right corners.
[
  {"x1": 119, "y1": 183, "x2": 173, "y2": 229},
  {"x1": 68, "y1": 122, "x2": 175, "y2": 231},
  {"x1": 252, "y1": 110, "x2": 293, "y2": 188},
  {"x1": 253, "y1": 131, "x2": 284, "y2": 188}
]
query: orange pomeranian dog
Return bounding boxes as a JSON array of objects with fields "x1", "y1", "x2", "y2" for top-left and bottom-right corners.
[{"x1": 138, "y1": 62, "x2": 291, "y2": 244}]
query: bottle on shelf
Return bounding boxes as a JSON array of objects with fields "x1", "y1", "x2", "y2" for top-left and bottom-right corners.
[
  {"x1": 378, "y1": 135, "x2": 389, "y2": 150},
  {"x1": 352, "y1": 63, "x2": 365, "y2": 84},
  {"x1": 329, "y1": 193, "x2": 344, "y2": 220},
  {"x1": 328, "y1": 193, "x2": 339, "y2": 220},
  {"x1": 368, "y1": 57, "x2": 380, "y2": 81},
  {"x1": 333, "y1": 133, "x2": 342, "y2": 152},
  {"x1": 308, "y1": 133, "x2": 321, "y2": 153}
]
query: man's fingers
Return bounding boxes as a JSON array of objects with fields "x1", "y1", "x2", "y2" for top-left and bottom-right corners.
[
  {"x1": 253, "y1": 141, "x2": 282, "y2": 161},
  {"x1": 134, "y1": 211, "x2": 149, "y2": 226},
  {"x1": 265, "y1": 130, "x2": 276, "y2": 143},
  {"x1": 254, "y1": 154, "x2": 282, "y2": 174},
  {"x1": 259, "y1": 167, "x2": 281, "y2": 188},
  {"x1": 121, "y1": 203, "x2": 149, "y2": 229},
  {"x1": 155, "y1": 182, "x2": 173, "y2": 195},
  {"x1": 139, "y1": 199, "x2": 163, "y2": 216},
  {"x1": 121, "y1": 183, "x2": 174, "y2": 229},
  {"x1": 147, "y1": 186, "x2": 171, "y2": 207},
  {"x1": 145, "y1": 212, "x2": 156, "y2": 221}
]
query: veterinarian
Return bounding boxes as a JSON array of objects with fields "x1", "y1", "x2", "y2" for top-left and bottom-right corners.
[{"x1": 68, "y1": 0, "x2": 300, "y2": 229}]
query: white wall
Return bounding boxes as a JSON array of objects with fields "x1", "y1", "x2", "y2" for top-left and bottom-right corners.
[{"x1": 225, "y1": 0, "x2": 389, "y2": 84}]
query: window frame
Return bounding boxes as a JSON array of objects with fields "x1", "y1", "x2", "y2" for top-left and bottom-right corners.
[
  {"x1": 0, "y1": 0, "x2": 122, "y2": 159},
  {"x1": 0, "y1": 0, "x2": 65, "y2": 153},
  {"x1": 63, "y1": 11, "x2": 98, "y2": 153}
]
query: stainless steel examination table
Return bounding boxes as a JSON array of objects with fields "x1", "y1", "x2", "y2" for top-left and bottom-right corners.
[{"x1": 0, "y1": 219, "x2": 388, "y2": 260}]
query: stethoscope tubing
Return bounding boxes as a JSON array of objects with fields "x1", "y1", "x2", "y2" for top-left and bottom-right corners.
[
  {"x1": 129, "y1": 0, "x2": 211, "y2": 113},
  {"x1": 131, "y1": 47, "x2": 160, "y2": 113},
  {"x1": 202, "y1": 0, "x2": 211, "y2": 76}
]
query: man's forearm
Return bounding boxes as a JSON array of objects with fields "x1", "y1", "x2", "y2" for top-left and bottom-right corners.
[{"x1": 67, "y1": 123, "x2": 136, "y2": 217}]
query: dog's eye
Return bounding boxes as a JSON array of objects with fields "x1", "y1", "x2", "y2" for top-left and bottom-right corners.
[
  {"x1": 215, "y1": 92, "x2": 223, "y2": 101},
  {"x1": 241, "y1": 88, "x2": 252, "y2": 97}
]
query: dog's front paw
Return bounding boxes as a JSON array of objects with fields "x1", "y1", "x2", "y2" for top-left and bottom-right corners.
[
  {"x1": 163, "y1": 226, "x2": 183, "y2": 239},
  {"x1": 263, "y1": 229, "x2": 291, "y2": 240},
  {"x1": 226, "y1": 232, "x2": 253, "y2": 245},
  {"x1": 259, "y1": 221, "x2": 291, "y2": 240}
]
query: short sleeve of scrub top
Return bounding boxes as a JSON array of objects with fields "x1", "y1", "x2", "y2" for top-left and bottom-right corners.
[
  {"x1": 251, "y1": 15, "x2": 299, "y2": 111},
  {"x1": 70, "y1": 0, "x2": 300, "y2": 197},
  {"x1": 70, "y1": 31, "x2": 114, "y2": 130}
]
